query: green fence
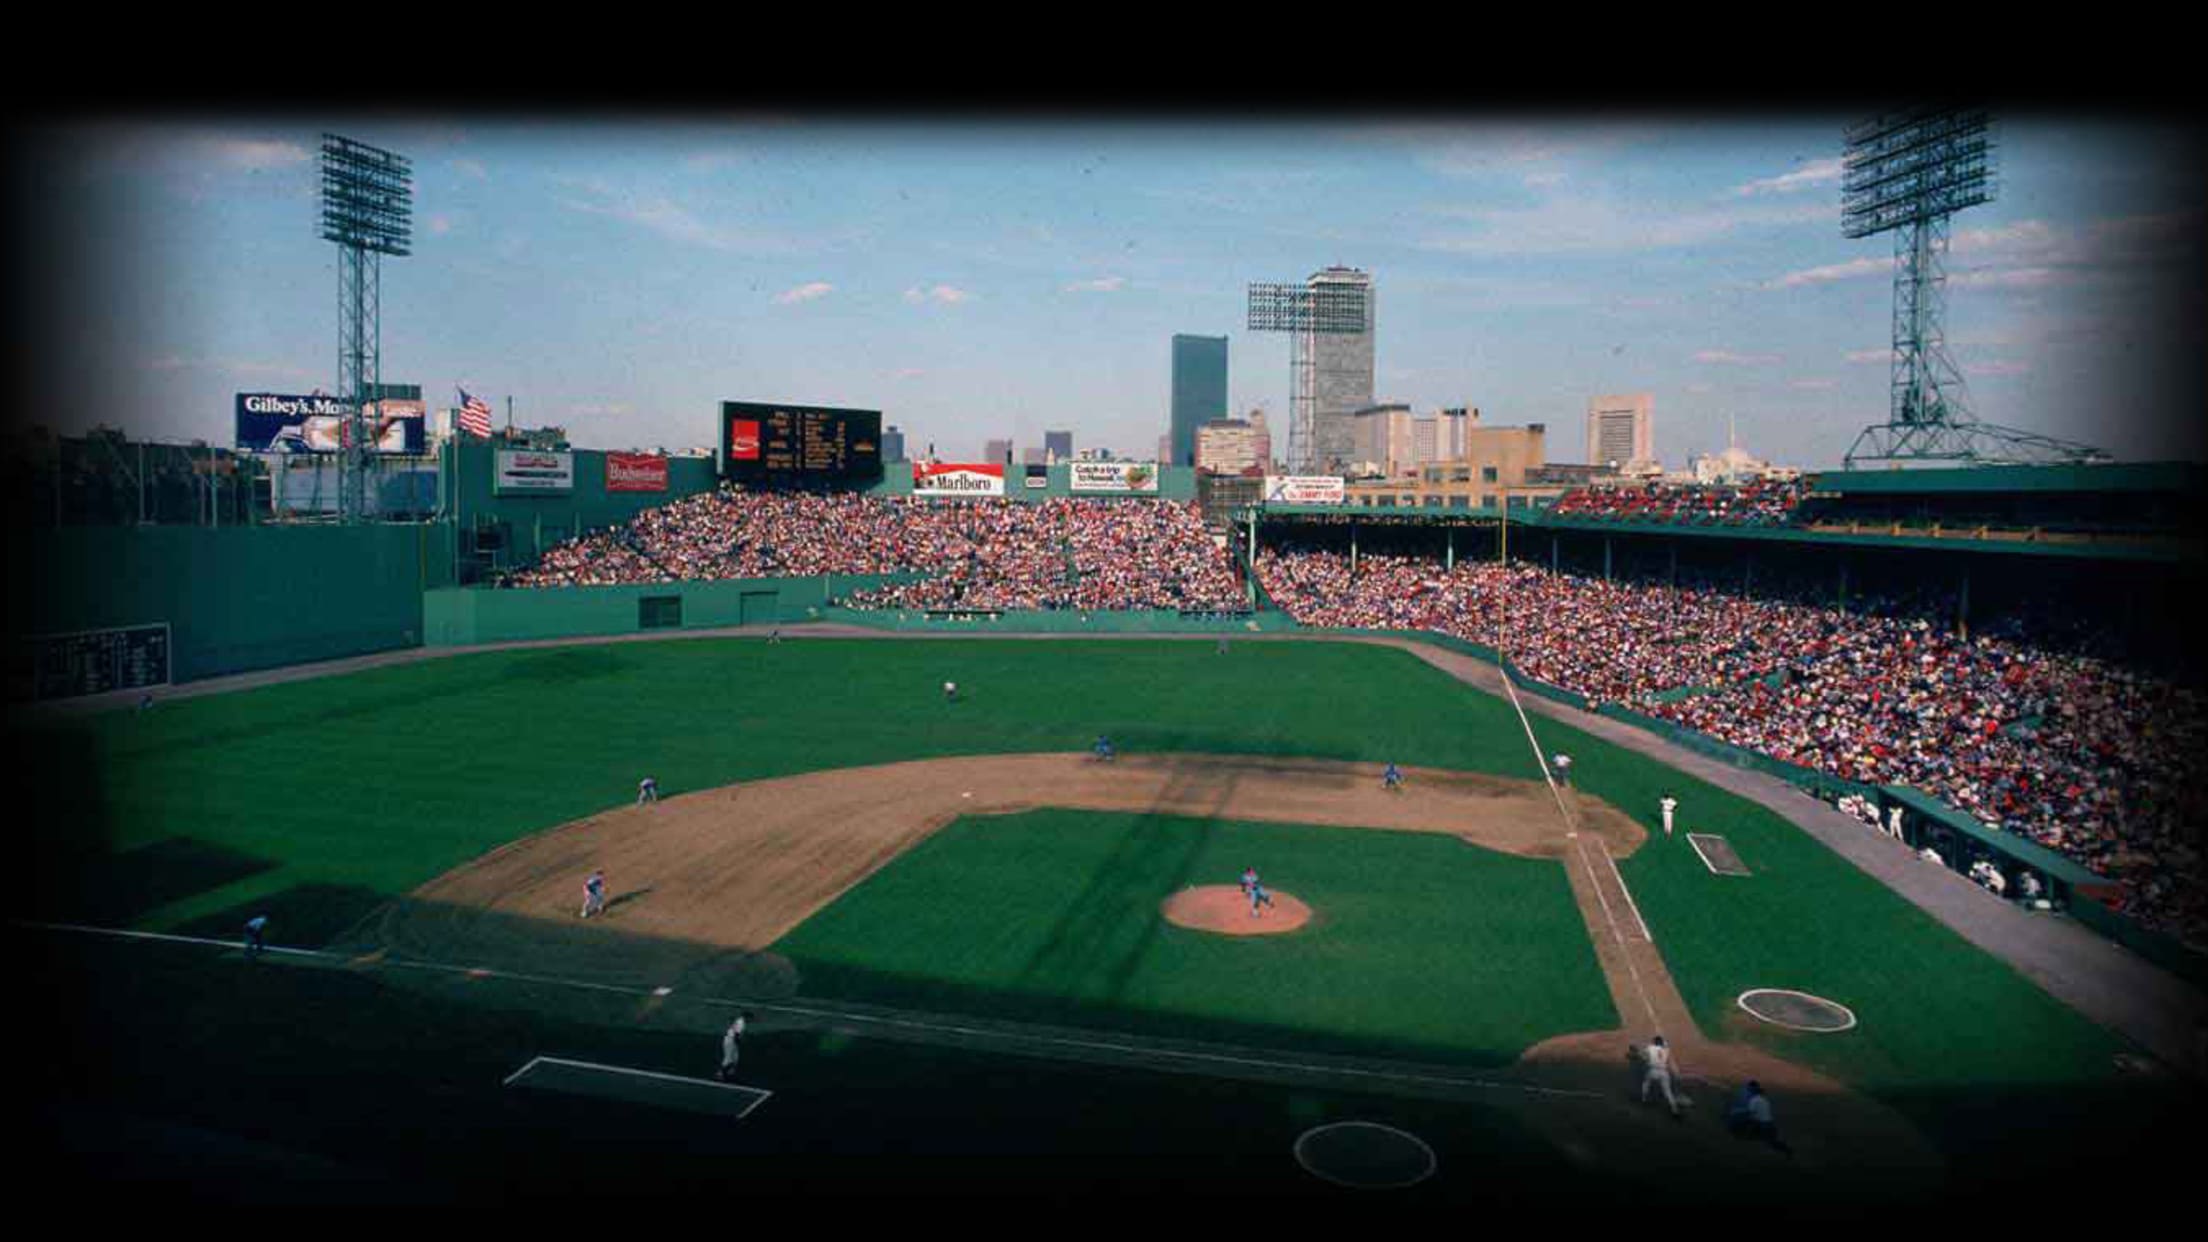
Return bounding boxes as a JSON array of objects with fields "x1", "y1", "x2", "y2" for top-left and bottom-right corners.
[
  {"x1": 15, "y1": 524, "x2": 431, "y2": 684},
  {"x1": 422, "y1": 574, "x2": 926, "y2": 646},
  {"x1": 819, "y1": 606, "x2": 1292, "y2": 635}
]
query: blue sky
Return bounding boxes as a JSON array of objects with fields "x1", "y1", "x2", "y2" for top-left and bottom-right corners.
[{"x1": 31, "y1": 117, "x2": 2202, "y2": 469}]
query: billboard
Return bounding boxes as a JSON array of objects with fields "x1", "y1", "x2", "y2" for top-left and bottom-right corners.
[
  {"x1": 495, "y1": 450, "x2": 575, "y2": 495},
  {"x1": 1068, "y1": 461, "x2": 1160, "y2": 494},
  {"x1": 1023, "y1": 463, "x2": 1049, "y2": 490},
  {"x1": 605, "y1": 453, "x2": 669, "y2": 493},
  {"x1": 1265, "y1": 475, "x2": 1346, "y2": 505},
  {"x1": 720, "y1": 401, "x2": 883, "y2": 485},
  {"x1": 912, "y1": 462, "x2": 1005, "y2": 497},
  {"x1": 235, "y1": 392, "x2": 425, "y2": 455}
]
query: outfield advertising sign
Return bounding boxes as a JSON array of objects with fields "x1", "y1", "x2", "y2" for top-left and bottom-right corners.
[
  {"x1": 1265, "y1": 475, "x2": 1346, "y2": 505},
  {"x1": 235, "y1": 392, "x2": 425, "y2": 455},
  {"x1": 1068, "y1": 461, "x2": 1159, "y2": 494},
  {"x1": 495, "y1": 450, "x2": 575, "y2": 495},
  {"x1": 605, "y1": 452, "x2": 669, "y2": 493},
  {"x1": 913, "y1": 462, "x2": 1004, "y2": 497}
]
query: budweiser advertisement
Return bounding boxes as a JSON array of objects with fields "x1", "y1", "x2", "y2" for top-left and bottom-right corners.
[
  {"x1": 912, "y1": 462, "x2": 1005, "y2": 497},
  {"x1": 605, "y1": 453, "x2": 669, "y2": 493}
]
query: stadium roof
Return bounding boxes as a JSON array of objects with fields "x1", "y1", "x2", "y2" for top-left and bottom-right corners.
[{"x1": 1808, "y1": 461, "x2": 2203, "y2": 496}]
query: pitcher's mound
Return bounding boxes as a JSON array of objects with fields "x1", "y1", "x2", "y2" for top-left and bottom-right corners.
[{"x1": 1162, "y1": 885, "x2": 1312, "y2": 935}]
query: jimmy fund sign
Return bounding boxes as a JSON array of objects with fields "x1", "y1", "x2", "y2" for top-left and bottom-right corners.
[{"x1": 494, "y1": 450, "x2": 575, "y2": 495}]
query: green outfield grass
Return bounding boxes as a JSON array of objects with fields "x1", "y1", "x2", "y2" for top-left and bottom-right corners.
[
  {"x1": 773, "y1": 808, "x2": 1616, "y2": 1066},
  {"x1": 21, "y1": 632, "x2": 2166, "y2": 1144}
]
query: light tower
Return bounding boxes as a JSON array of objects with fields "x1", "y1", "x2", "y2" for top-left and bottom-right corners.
[
  {"x1": 1840, "y1": 108, "x2": 2106, "y2": 467},
  {"x1": 1247, "y1": 267, "x2": 1374, "y2": 473},
  {"x1": 319, "y1": 134, "x2": 413, "y2": 521}
]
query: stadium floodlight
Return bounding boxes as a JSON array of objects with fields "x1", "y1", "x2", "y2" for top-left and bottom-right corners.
[
  {"x1": 1839, "y1": 108, "x2": 2108, "y2": 468},
  {"x1": 319, "y1": 134, "x2": 413, "y2": 521},
  {"x1": 1248, "y1": 272, "x2": 1373, "y2": 474}
]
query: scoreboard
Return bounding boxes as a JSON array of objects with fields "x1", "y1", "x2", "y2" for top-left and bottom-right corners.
[
  {"x1": 14, "y1": 623, "x2": 171, "y2": 702},
  {"x1": 721, "y1": 401, "x2": 883, "y2": 485}
]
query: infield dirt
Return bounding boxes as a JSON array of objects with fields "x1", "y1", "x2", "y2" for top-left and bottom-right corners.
[{"x1": 341, "y1": 751, "x2": 1943, "y2": 1196}]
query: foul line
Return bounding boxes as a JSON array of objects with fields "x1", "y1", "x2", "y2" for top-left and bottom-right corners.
[
  {"x1": 505, "y1": 1055, "x2": 774, "y2": 1117},
  {"x1": 17, "y1": 919, "x2": 1603, "y2": 1103},
  {"x1": 1490, "y1": 661, "x2": 1662, "y2": 1030}
]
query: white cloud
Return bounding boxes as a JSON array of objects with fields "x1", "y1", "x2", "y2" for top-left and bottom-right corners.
[
  {"x1": 1422, "y1": 196, "x2": 1827, "y2": 257},
  {"x1": 893, "y1": 368, "x2": 926, "y2": 380},
  {"x1": 560, "y1": 179, "x2": 824, "y2": 255},
  {"x1": 1788, "y1": 378, "x2": 1838, "y2": 390},
  {"x1": 1694, "y1": 349, "x2": 1782, "y2": 365},
  {"x1": 1951, "y1": 266, "x2": 2064, "y2": 290},
  {"x1": 427, "y1": 214, "x2": 453, "y2": 236},
  {"x1": 449, "y1": 157, "x2": 488, "y2": 180},
  {"x1": 1732, "y1": 157, "x2": 1844, "y2": 197},
  {"x1": 1765, "y1": 256, "x2": 1894, "y2": 288},
  {"x1": 905, "y1": 284, "x2": 972, "y2": 305},
  {"x1": 1973, "y1": 360, "x2": 2032, "y2": 377},
  {"x1": 1062, "y1": 276, "x2": 1127, "y2": 293},
  {"x1": 1845, "y1": 348, "x2": 1895, "y2": 364},
  {"x1": 774, "y1": 281, "x2": 835, "y2": 304},
  {"x1": 201, "y1": 137, "x2": 311, "y2": 171},
  {"x1": 1685, "y1": 382, "x2": 1715, "y2": 394}
]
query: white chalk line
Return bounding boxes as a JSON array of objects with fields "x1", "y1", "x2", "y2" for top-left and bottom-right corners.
[
  {"x1": 1491, "y1": 661, "x2": 1663, "y2": 1032},
  {"x1": 505, "y1": 1055, "x2": 774, "y2": 1117},
  {"x1": 18, "y1": 918, "x2": 1604, "y2": 1102}
]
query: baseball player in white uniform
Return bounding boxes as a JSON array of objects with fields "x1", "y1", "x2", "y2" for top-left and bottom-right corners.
[
  {"x1": 1887, "y1": 804, "x2": 1904, "y2": 839},
  {"x1": 1551, "y1": 753, "x2": 1573, "y2": 787},
  {"x1": 943, "y1": 680, "x2": 958, "y2": 703},
  {"x1": 1660, "y1": 795, "x2": 1678, "y2": 838},
  {"x1": 718, "y1": 1012, "x2": 751, "y2": 1082},
  {"x1": 581, "y1": 870, "x2": 607, "y2": 918},
  {"x1": 1639, "y1": 1035, "x2": 1683, "y2": 1118},
  {"x1": 638, "y1": 777, "x2": 659, "y2": 805}
]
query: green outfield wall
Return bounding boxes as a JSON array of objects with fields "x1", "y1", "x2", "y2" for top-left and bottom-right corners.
[
  {"x1": 14, "y1": 523, "x2": 432, "y2": 684},
  {"x1": 422, "y1": 574, "x2": 926, "y2": 645}
]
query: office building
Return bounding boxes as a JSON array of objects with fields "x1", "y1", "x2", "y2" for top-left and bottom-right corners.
[
  {"x1": 1307, "y1": 267, "x2": 1376, "y2": 471},
  {"x1": 1044, "y1": 430, "x2": 1073, "y2": 464},
  {"x1": 1196, "y1": 418, "x2": 1269, "y2": 476},
  {"x1": 1586, "y1": 394, "x2": 1655, "y2": 471},
  {"x1": 1170, "y1": 335, "x2": 1229, "y2": 467},
  {"x1": 882, "y1": 425, "x2": 906, "y2": 463},
  {"x1": 983, "y1": 438, "x2": 1012, "y2": 465}
]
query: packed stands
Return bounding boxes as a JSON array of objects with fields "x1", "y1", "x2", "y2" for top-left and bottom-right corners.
[
  {"x1": 1255, "y1": 544, "x2": 2207, "y2": 951},
  {"x1": 1548, "y1": 478, "x2": 1808, "y2": 527}
]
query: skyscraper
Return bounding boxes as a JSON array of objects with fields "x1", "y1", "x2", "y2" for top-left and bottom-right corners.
[
  {"x1": 1044, "y1": 430, "x2": 1073, "y2": 463},
  {"x1": 1170, "y1": 335, "x2": 1229, "y2": 467},
  {"x1": 1306, "y1": 267, "x2": 1375, "y2": 472},
  {"x1": 983, "y1": 437, "x2": 1012, "y2": 465},
  {"x1": 882, "y1": 425, "x2": 906, "y2": 463},
  {"x1": 1586, "y1": 394, "x2": 1655, "y2": 470}
]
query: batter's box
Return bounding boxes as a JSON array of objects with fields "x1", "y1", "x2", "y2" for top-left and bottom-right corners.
[
  {"x1": 1686, "y1": 833, "x2": 1751, "y2": 876},
  {"x1": 504, "y1": 1056, "x2": 772, "y2": 1120}
]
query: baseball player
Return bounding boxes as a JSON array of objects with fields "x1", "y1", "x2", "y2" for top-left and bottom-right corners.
[
  {"x1": 1726, "y1": 1081, "x2": 1793, "y2": 1156},
  {"x1": 1551, "y1": 753, "x2": 1573, "y2": 788},
  {"x1": 943, "y1": 680, "x2": 958, "y2": 703},
  {"x1": 1660, "y1": 794, "x2": 1678, "y2": 837},
  {"x1": 637, "y1": 776, "x2": 659, "y2": 805},
  {"x1": 717, "y1": 1011, "x2": 752, "y2": 1082},
  {"x1": 1248, "y1": 879, "x2": 1275, "y2": 918},
  {"x1": 1638, "y1": 1035, "x2": 1684, "y2": 1119},
  {"x1": 1383, "y1": 762, "x2": 1403, "y2": 792},
  {"x1": 1094, "y1": 734, "x2": 1115, "y2": 763},
  {"x1": 1240, "y1": 866, "x2": 1259, "y2": 897},
  {"x1": 581, "y1": 870, "x2": 607, "y2": 918},
  {"x1": 243, "y1": 915, "x2": 269, "y2": 960},
  {"x1": 1216, "y1": 636, "x2": 1229, "y2": 654},
  {"x1": 137, "y1": 694, "x2": 155, "y2": 712},
  {"x1": 1887, "y1": 804, "x2": 1905, "y2": 839}
]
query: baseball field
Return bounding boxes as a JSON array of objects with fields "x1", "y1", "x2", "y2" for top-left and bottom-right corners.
[{"x1": 19, "y1": 633, "x2": 2197, "y2": 1202}]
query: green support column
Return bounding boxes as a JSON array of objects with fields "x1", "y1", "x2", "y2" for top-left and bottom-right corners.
[
  {"x1": 1551, "y1": 533, "x2": 1558, "y2": 572},
  {"x1": 1668, "y1": 541, "x2": 1677, "y2": 586},
  {"x1": 1446, "y1": 527, "x2": 1455, "y2": 570},
  {"x1": 1604, "y1": 536, "x2": 1612, "y2": 581},
  {"x1": 1959, "y1": 569, "x2": 1970, "y2": 639},
  {"x1": 1350, "y1": 523, "x2": 1359, "y2": 574},
  {"x1": 1837, "y1": 562, "x2": 1849, "y2": 609}
]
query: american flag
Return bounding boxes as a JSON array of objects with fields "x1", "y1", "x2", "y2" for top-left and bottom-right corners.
[{"x1": 457, "y1": 389, "x2": 494, "y2": 439}]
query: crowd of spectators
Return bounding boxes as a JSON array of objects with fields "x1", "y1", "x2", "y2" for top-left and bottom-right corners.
[
  {"x1": 1549, "y1": 478, "x2": 1808, "y2": 527},
  {"x1": 1255, "y1": 544, "x2": 2207, "y2": 950},
  {"x1": 503, "y1": 489, "x2": 1248, "y2": 612}
]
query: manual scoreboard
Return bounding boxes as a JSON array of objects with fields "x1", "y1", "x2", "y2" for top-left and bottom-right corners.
[{"x1": 14, "y1": 623, "x2": 172, "y2": 702}]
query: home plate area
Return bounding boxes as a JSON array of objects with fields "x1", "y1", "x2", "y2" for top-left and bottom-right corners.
[
  {"x1": 504, "y1": 1056, "x2": 772, "y2": 1119},
  {"x1": 1687, "y1": 833, "x2": 1751, "y2": 876}
]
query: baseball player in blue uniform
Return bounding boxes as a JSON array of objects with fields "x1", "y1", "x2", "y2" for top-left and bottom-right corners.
[
  {"x1": 1094, "y1": 734, "x2": 1115, "y2": 763},
  {"x1": 1383, "y1": 762, "x2": 1403, "y2": 792},
  {"x1": 581, "y1": 870, "x2": 607, "y2": 918},
  {"x1": 243, "y1": 915, "x2": 269, "y2": 960},
  {"x1": 638, "y1": 777, "x2": 659, "y2": 805},
  {"x1": 1248, "y1": 880, "x2": 1275, "y2": 918}
]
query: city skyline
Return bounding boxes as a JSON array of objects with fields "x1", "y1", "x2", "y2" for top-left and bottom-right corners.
[{"x1": 18, "y1": 117, "x2": 2202, "y2": 471}]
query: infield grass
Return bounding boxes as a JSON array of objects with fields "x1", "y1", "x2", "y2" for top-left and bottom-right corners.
[{"x1": 773, "y1": 808, "x2": 1617, "y2": 1066}]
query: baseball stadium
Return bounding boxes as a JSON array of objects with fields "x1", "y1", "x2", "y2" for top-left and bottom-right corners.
[
  {"x1": 10, "y1": 115, "x2": 2207, "y2": 1209},
  {"x1": 15, "y1": 434, "x2": 2207, "y2": 1204}
]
